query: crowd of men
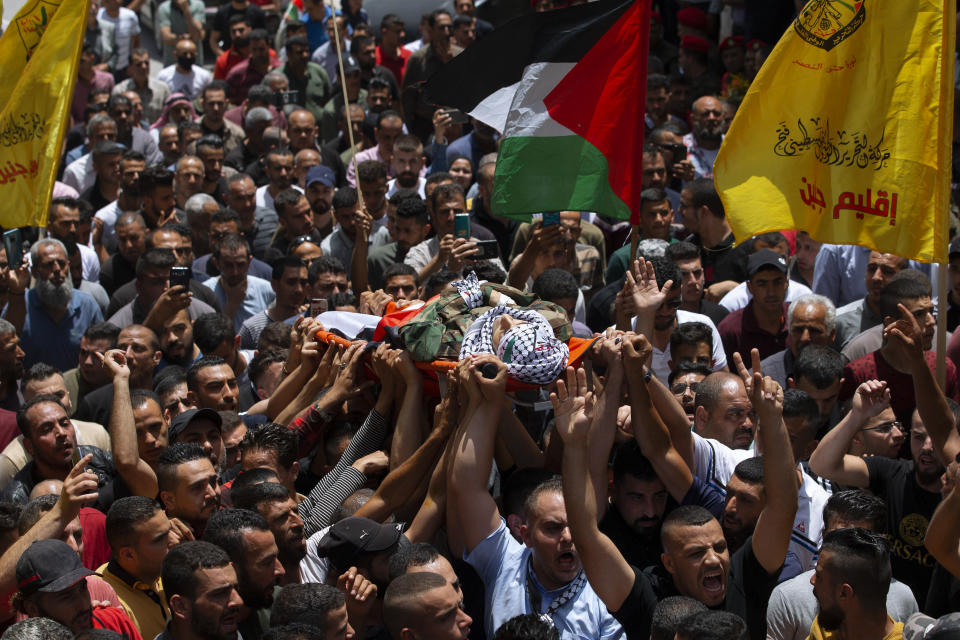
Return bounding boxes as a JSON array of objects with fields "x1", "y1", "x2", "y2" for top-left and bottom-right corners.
[{"x1": 2, "y1": 0, "x2": 960, "y2": 639}]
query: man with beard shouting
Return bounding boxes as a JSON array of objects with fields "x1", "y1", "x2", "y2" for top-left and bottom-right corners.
[
  {"x1": 6, "y1": 239, "x2": 103, "y2": 372},
  {"x1": 684, "y1": 96, "x2": 726, "y2": 180},
  {"x1": 449, "y1": 355, "x2": 625, "y2": 640}
]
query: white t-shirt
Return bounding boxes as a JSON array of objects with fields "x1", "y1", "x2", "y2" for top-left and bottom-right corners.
[
  {"x1": 156, "y1": 64, "x2": 213, "y2": 100},
  {"x1": 718, "y1": 279, "x2": 814, "y2": 313},
  {"x1": 644, "y1": 309, "x2": 727, "y2": 382},
  {"x1": 97, "y1": 7, "x2": 140, "y2": 71}
]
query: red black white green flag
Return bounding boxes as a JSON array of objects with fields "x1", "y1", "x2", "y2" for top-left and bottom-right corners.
[{"x1": 424, "y1": 0, "x2": 649, "y2": 222}]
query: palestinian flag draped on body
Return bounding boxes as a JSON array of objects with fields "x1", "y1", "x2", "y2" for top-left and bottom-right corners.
[
  {"x1": 714, "y1": 0, "x2": 954, "y2": 263},
  {"x1": 423, "y1": 0, "x2": 649, "y2": 222},
  {"x1": 0, "y1": 0, "x2": 89, "y2": 228}
]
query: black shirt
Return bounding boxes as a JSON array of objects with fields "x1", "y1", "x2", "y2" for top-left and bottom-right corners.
[
  {"x1": 599, "y1": 503, "x2": 664, "y2": 572},
  {"x1": 212, "y1": 3, "x2": 265, "y2": 50},
  {"x1": 866, "y1": 456, "x2": 942, "y2": 609},
  {"x1": 75, "y1": 384, "x2": 114, "y2": 427},
  {"x1": 100, "y1": 253, "x2": 138, "y2": 298},
  {"x1": 698, "y1": 297, "x2": 729, "y2": 327},
  {"x1": 615, "y1": 537, "x2": 778, "y2": 640},
  {"x1": 926, "y1": 562, "x2": 960, "y2": 617},
  {"x1": 700, "y1": 233, "x2": 749, "y2": 285}
]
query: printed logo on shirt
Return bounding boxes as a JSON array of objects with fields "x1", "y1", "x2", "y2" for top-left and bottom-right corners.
[{"x1": 898, "y1": 513, "x2": 928, "y2": 548}]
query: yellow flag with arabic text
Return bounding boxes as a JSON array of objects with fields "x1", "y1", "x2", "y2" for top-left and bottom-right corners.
[
  {"x1": 714, "y1": 0, "x2": 955, "y2": 264},
  {"x1": 0, "y1": 0, "x2": 89, "y2": 228}
]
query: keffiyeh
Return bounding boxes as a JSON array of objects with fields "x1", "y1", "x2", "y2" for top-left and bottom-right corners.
[{"x1": 460, "y1": 304, "x2": 569, "y2": 385}]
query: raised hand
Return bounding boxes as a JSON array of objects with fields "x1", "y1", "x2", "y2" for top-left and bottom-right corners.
[
  {"x1": 621, "y1": 332, "x2": 654, "y2": 379},
  {"x1": 850, "y1": 379, "x2": 891, "y2": 421},
  {"x1": 98, "y1": 348, "x2": 131, "y2": 380},
  {"x1": 337, "y1": 567, "x2": 378, "y2": 622},
  {"x1": 627, "y1": 257, "x2": 673, "y2": 314},
  {"x1": 61, "y1": 454, "x2": 99, "y2": 519},
  {"x1": 732, "y1": 348, "x2": 762, "y2": 396},
  {"x1": 467, "y1": 353, "x2": 507, "y2": 402},
  {"x1": 550, "y1": 366, "x2": 594, "y2": 443},
  {"x1": 751, "y1": 372, "x2": 784, "y2": 429},
  {"x1": 883, "y1": 302, "x2": 927, "y2": 372}
]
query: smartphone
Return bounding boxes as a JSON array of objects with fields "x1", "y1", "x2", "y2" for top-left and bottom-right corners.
[
  {"x1": 442, "y1": 108, "x2": 470, "y2": 124},
  {"x1": 473, "y1": 240, "x2": 500, "y2": 261},
  {"x1": 2, "y1": 229, "x2": 21, "y2": 269},
  {"x1": 542, "y1": 212, "x2": 561, "y2": 226},
  {"x1": 273, "y1": 90, "x2": 300, "y2": 108},
  {"x1": 169, "y1": 266, "x2": 191, "y2": 290},
  {"x1": 454, "y1": 213, "x2": 470, "y2": 240},
  {"x1": 309, "y1": 298, "x2": 328, "y2": 316}
]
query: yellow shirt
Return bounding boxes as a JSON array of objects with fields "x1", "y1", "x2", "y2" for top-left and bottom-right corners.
[
  {"x1": 806, "y1": 615, "x2": 904, "y2": 640},
  {"x1": 97, "y1": 561, "x2": 170, "y2": 640}
]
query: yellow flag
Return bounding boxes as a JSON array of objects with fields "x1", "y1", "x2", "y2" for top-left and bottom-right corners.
[
  {"x1": 0, "y1": 0, "x2": 90, "y2": 229},
  {"x1": 714, "y1": 0, "x2": 955, "y2": 264}
]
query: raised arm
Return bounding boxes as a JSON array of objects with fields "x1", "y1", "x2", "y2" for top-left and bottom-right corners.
[
  {"x1": 587, "y1": 335, "x2": 627, "y2": 515},
  {"x1": 625, "y1": 258, "x2": 673, "y2": 340},
  {"x1": 384, "y1": 350, "x2": 426, "y2": 471},
  {"x1": 808, "y1": 380, "x2": 890, "y2": 488},
  {"x1": 749, "y1": 370, "x2": 799, "y2": 574},
  {"x1": 885, "y1": 303, "x2": 960, "y2": 465},
  {"x1": 0, "y1": 457, "x2": 98, "y2": 597},
  {"x1": 350, "y1": 208, "x2": 371, "y2": 294},
  {"x1": 355, "y1": 377, "x2": 455, "y2": 522},
  {"x1": 447, "y1": 356, "x2": 507, "y2": 553},
  {"x1": 623, "y1": 334, "x2": 693, "y2": 502},
  {"x1": 925, "y1": 462, "x2": 960, "y2": 577},
  {"x1": 100, "y1": 349, "x2": 158, "y2": 497},
  {"x1": 555, "y1": 366, "x2": 636, "y2": 611}
]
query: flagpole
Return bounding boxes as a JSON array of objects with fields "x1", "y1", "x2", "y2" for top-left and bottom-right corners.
[
  {"x1": 629, "y1": 224, "x2": 639, "y2": 263},
  {"x1": 331, "y1": 15, "x2": 366, "y2": 222},
  {"x1": 937, "y1": 257, "x2": 948, "y2": 391}
]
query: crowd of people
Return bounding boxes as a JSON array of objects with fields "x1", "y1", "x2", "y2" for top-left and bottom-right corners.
[{"x1": 1, "y1": 0, "x2": 959, "y2": 639}]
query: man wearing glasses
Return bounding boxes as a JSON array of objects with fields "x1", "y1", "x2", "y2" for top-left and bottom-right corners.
[{"x1": 683, "y1": 95, "x2": 726, "y2": 180}]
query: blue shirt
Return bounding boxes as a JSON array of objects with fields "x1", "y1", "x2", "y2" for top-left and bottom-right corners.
[
  {"x1": 302, "y1": 7, "x2": 332, "y2": 53},
  {"x1": 203, "y1": 275, "x2": 276, "y2": 333},
  {"x1": 465, "y1": 520, "x2": 624, "y2": 640},
  {"x1": 20, "y1": 288, "x2": 103, "y2": 372}
]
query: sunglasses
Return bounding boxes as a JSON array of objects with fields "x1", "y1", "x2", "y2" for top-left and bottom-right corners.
[{"x1": 671, "y1": 382, "x2": 701, "y2": 394}]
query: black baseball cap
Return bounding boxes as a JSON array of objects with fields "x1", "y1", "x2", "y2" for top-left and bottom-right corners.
[
  {"x1": 315, "y1": 517, "x2": 403, "y2": 570},
  {"x1": 169, "y1": 408, "x2": 222, "y2": 442},
  {"x1": 16, "y1": 539, "x2": 93, "y2": 596},
  {"x1": 747, "y1": 248, "x2": 788, "y2": 278}
]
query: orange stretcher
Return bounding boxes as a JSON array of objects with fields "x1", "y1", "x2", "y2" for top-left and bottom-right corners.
[{"x1": 314, "y1": 304, "x2": 598, "y2": 395}]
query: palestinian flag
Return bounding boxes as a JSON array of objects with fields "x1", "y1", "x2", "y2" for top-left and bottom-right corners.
[{"x1": 423, "y1": 0, "x2": 649, "y2": 222}]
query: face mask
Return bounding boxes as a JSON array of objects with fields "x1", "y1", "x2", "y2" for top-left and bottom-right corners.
[{"x1": 177, "y1": 55, "x2": 195, "y2": 69}]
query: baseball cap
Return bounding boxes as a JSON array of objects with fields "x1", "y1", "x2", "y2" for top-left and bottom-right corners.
[
  {"x1": 306, "y1": 165, "x2": 336, "y2": 189},
  {"x1": 169, "y1": 408, "x2": 222, "y2": 442},
  {"x1": 339, "y1": 55, "x2": 360, "y2": 76},
  {"x1": 747, "y1": 248, "x2": 788, "y2": 278},
  {"x1": 904, "y1": 613, "x2": 960, "y2": 640},
  {"x1": 16, "y1": 539, "x2": 93, "y2": 596},
  {"x1": 315, "y1": 517, "x2": 403, "y2": 570},
  {"x1": 680, "y1": 35, "x2": 711, "y2": 54}
]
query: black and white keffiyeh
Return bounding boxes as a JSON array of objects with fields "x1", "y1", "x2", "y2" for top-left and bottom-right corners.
[{"x1": 460, "y1": 304, "x2": 569, "y2": 385}]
